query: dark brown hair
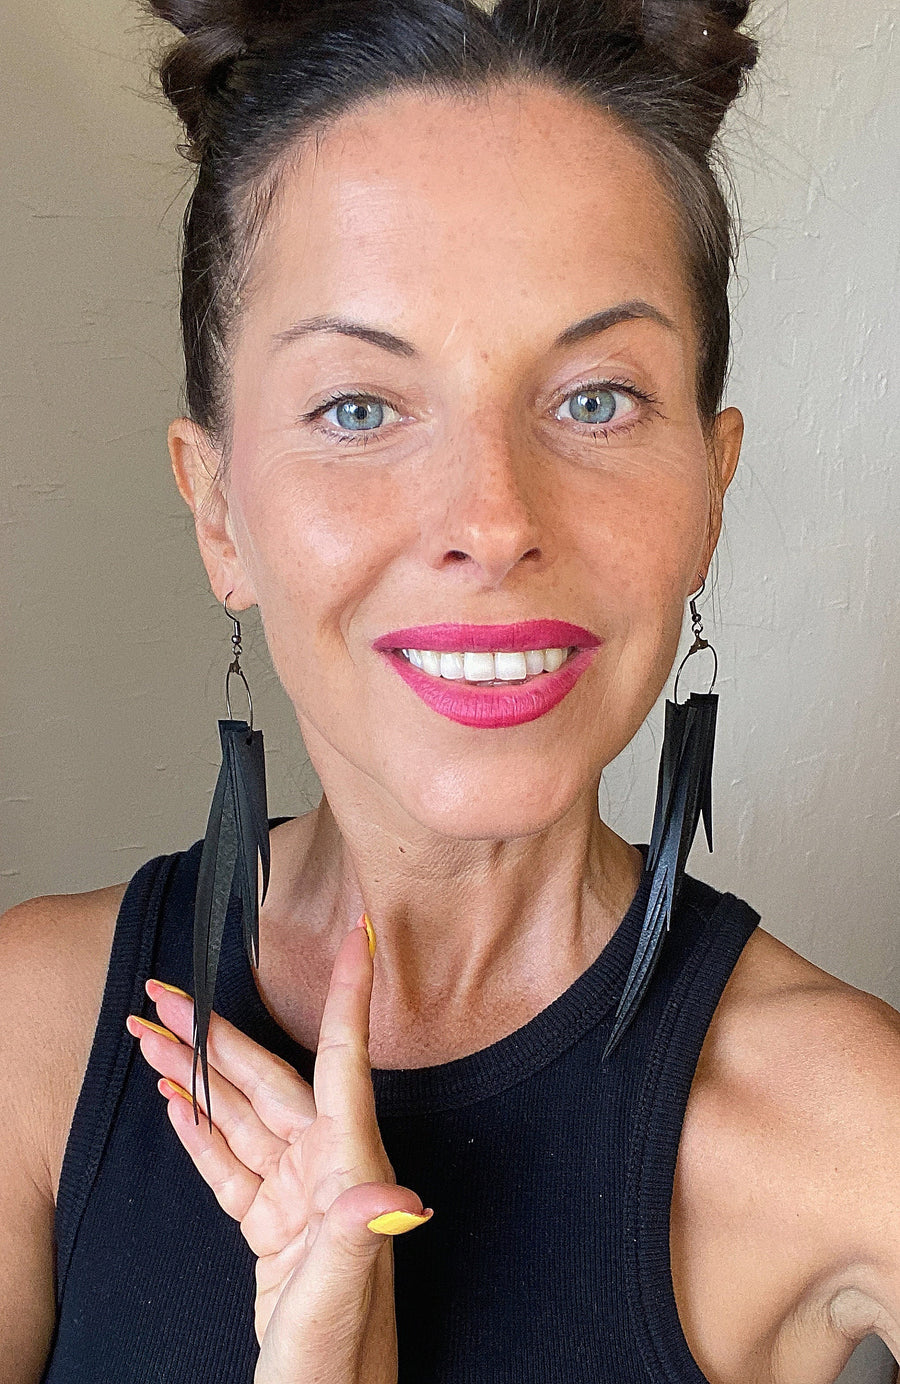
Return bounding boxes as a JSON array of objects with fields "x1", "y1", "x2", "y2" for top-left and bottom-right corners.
[{"x1": 146, "y1": 0, "x2": 758, "y2": 452}]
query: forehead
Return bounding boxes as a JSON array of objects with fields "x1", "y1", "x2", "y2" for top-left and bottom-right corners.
[{"x1": 242, "y1": 81, "x2": 692, "y2": 351}]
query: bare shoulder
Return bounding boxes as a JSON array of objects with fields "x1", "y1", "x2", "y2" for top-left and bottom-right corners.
[
  {"x1": 691, "y1": 921, "x2": 900, "y2": 1182},
  {"x1": 674, "y1": 922, "x2": 900, "y2": 1377},
  {"x1": 0, "y1": 881, "x2": 128, "y2": 1201},
  {"x1": 681, "y1": 916, "x2": 894, "y2": 1151},
  {"x1": 703, "y1": 922, "x2": 900, "y2": 1092},
  {"x1": 675, "y1": 918, "x2": 886, "y2": 1179},
  {"x1": 0, "y1": 884, "x2": 126, "y2": 1378}
]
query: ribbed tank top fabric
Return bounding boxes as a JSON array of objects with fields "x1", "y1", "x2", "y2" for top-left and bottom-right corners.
[{"x1": 41, "y1": 817, "x2": 760, "y2": 1384}]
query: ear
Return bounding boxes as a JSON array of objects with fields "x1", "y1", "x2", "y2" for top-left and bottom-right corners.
[
  {"x1": 167, "y1": 417, "x2": 257, "y2": 609},
  {"x1": 700, "y1": 405, "x2": 744, "y2": 577}
]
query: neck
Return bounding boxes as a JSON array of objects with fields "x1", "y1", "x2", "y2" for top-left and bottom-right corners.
[{"x1": 263, "y1": 776, "x2": 644, "y2": 1056}]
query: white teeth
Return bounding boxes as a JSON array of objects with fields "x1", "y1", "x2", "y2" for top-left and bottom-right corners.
[
  {"x1": 494, "y1": 651, "x2": 528, "y2": 681},
  {"x1": 439, "y1": 651, "x2": 465, "y2": 679},
  {"x1": 463, "y1": 651, "x2": 496, "y2": 682},
  {"x1": 402, "y1": 645, "x2": 575, "y2": 683}
]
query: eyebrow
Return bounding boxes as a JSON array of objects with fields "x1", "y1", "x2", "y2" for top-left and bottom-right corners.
[{"x1": 269, "y1": 298, "x2": 677, "y2": 358}]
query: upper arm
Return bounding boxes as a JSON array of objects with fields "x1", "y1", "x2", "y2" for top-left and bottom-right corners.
[
  {"x1": 0, "y1": 898, "x2": 63, "y2": 1382},
  {"x1": 0, "y1": 888, "x2": 122, "y2": 1384},
  {"x1": 801, "y1": 988, "x2": 900, "y2": 1365}
]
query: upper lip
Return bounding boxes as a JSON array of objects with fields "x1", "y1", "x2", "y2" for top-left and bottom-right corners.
[{"x1": 372, "y1": 620, "x2": 601, "y2": 653}]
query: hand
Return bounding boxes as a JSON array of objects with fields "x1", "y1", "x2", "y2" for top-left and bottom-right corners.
[{"x1": 127, "y1": 913, "x2": 433, "y2": 1384}]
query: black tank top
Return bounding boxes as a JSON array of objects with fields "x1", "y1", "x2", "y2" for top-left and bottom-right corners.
[{"x1": 41, "y1": 818, "x2": 759, "y2": 1384}]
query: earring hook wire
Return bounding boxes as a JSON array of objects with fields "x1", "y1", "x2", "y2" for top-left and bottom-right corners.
[
  {"x1": 223, "y1": 590, "x2": 253, "y2": 732},
  {"x1": 673, "y1": 575, "x2": 718, "y2": 703}
]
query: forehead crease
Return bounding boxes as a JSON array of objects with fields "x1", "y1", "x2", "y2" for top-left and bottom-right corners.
[{"x1": 272, "y1": 172, "x2": 676, "y2": 287}]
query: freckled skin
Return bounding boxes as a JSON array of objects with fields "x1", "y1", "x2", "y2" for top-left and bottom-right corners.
[
  {"x1": 5, "y1": 71, "x2": 899, "y2": 1384},
  {"x1": 171, "y1": 82, "x2": 741, "y2": 845},
  {"x1": 167, "y1": 80, "x2": 743, "y2": 1036},
  {"x1": 150, "y1": 87, "x2": 900, "y2": 1378}
]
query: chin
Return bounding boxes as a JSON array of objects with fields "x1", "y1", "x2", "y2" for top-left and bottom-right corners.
[{"x1": 384, "y1": 767, "x2": 587, "y2": 842}]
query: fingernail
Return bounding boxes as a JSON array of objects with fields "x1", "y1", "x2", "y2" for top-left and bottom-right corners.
[
  {"x1": 367, "y1": 1208, "x2": 433, "y2": 1235},
  {"x1": 361, "y1": 912, "x2": 376, "y2": 959},
  {"x1": 127, "y1": 1015, "x2": 181, "y2": 1045},
  {"x1": 159, "y1": 1077, "x2": 193, "y2": 1103},
  {"x1": 147, "y1": 978, "x2": 192, "y2": 1000}
]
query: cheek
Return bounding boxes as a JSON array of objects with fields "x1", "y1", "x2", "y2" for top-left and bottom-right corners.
[
  {"x1": 226, "y1": 445, "x2": 408, "y2": 634},
  {"x1": 567, "y1": 448, "x2": 710, "y2": 615}
]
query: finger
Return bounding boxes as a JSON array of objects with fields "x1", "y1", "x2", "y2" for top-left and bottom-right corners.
[
  {"x1": 146, "y1": 979, "x2": 317, "y2": 1138},
  {"x1": 127, "y1": 1014, "x2": 288, "y2": 1181},
  {"x1": 158, "y1": 1076, "x2": 263, "y2": 1222},
  {"x1": 159, "y1": 1077, "x2": 315, "y2": 1260},
  {"x1": 313, "y1": 915, "x2": 379, "y2": 1133}
]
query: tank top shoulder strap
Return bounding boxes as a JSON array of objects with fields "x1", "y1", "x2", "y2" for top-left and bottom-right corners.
[
  {"x1": 622, "y1": 873, "x2": 761, "y2": 1382},
  {"x1": 53, "y1": 817, "x2": 296, "y2": 1303},
  {"x1": 53, "y1": 847, "x2": 183, "y2": 1300}
]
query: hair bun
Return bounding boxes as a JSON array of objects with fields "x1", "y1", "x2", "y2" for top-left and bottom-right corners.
[
  {"x1": 145, "y1": 0, "x2": 306, "y2": 158},
  {"x1": 636, "y1": 0, "x2": 758, "y2": 140},
  {"x1": 493, "y1": 0, "x2": 758, "y2": 150}
]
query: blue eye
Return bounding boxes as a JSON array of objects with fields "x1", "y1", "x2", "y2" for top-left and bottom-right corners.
[
  {"x1": 304, "y1": 377, "x2": 653, "y2": 449},
  {"x1": 322, "y1": 396, "x2": 400, "y2": 432},
  {"x1": 567, "y1": 389, "x2": 615, "y2": 424},
  {"x1": 557, "y1": 386, "x2": 636, "y2": 427}
]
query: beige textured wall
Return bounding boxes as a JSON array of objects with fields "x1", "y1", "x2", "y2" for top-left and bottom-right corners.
[{"x1": 1, "y1": 4, "x2": 898, "y2": 1378}]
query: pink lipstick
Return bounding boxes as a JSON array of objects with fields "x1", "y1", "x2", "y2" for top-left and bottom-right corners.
[{"x1": 372, "y1": 620, "x2": 601, "y2": 729}]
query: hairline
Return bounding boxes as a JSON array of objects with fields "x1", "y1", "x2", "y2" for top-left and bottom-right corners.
[{"x1": 202, "y1": 72, "x2": 720, "y2": 493}]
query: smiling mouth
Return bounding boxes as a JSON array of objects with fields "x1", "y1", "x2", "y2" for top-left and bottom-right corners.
[
  {"x1": 395, "y1": 645, "x2": 579, "y2": 685},
  {"x1": 371, "y1": 621, "x2": 601, "y2": 727}
]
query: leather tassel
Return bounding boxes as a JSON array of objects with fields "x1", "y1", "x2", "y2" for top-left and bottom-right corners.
[
  {"x1": 192, "y1": 718, "x2": 270, "y2": 1130},
  {"x1": 602, "y1": 690, "x2": 717, "y2": 1060}
]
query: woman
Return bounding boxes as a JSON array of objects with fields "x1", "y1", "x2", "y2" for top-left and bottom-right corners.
[{"x1": 2, "y1": 0, "x2": 899, "y2": 1380}]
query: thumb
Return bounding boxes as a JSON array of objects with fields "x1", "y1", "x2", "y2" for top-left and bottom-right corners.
[
  {"x1": 320, "y1": 1181, "x2": 434, "y2": 1265},
  {"x1": 261, "y1": 1184, "x2": 433, "y2": 1367}
]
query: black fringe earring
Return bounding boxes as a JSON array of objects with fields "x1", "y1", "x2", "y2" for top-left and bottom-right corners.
[
  {"x1": 602, "y1": 578, "x2": 718, "y2": 1061},
  {"x1": 191, "y1": 593, "x2": 270, "y2": 1129}
]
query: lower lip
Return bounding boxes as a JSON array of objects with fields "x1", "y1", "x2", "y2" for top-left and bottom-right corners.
[{"x1": 380, "y1": 647, "x2": 600, "y2": 728}]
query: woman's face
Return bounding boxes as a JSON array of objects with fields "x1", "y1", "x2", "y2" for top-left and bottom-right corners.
[{"x1": 172, "y1": 82, "x2": 742, "y2": 840}]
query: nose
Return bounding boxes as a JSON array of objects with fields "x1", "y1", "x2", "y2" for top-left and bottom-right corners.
[{"x1": 427, "y1": 432, "x2": 547, "y2": 587}]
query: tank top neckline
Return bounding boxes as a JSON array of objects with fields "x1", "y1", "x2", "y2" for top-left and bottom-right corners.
[
  {"x1": 47, "y1": 820, "x2": 761, "y2": 1384},
  {"x1": 227, "y1": 822, "x2": 654, "y2": 1116}
]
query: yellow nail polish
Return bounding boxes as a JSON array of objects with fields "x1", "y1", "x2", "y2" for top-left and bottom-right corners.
[
  {"x1": 160, "y1": 1077, "x2": 193, "y2": 1103},
  {"x1": 149, "y1": 979, "x2": 192, "y2": 1000},
  {"x1": 128, "y1": 1015, "x2": 181, "y2": 1045},
  {"x1": 366, "y1": 1209, "x2": 432, "y2": 1235},
  {"x1": 362, "y1": 912, "x2": 376, "y2": 960}
]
